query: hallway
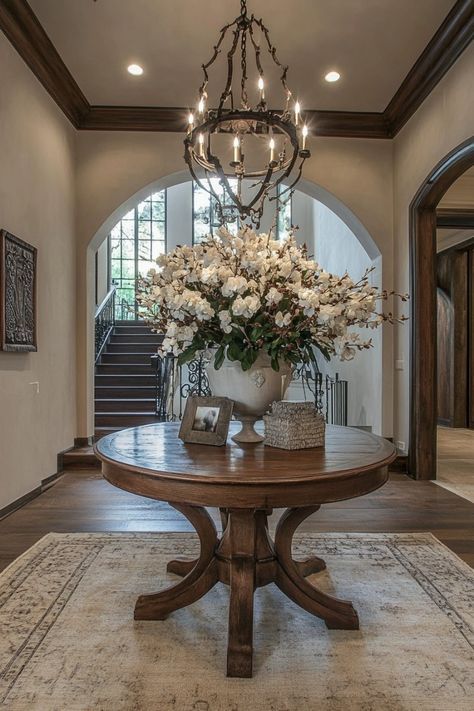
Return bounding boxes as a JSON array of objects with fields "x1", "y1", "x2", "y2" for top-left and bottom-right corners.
[
  {"x1": 1, "y1": 468, "x2": 473, "y2": 573},
  {"x1": 436, "y1": 427, "x2": 474, "y2": 503}
]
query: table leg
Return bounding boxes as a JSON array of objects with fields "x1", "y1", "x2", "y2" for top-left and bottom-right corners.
[
  {"x1": 226, "y1": 509, "x2": 256, "y2": 678},
  {"x1": 274, "y1": 507, "x2": 359, "y2": 630},
  {"x1": 166, "y1": 558, "x2": 197, "y2": 576},
  {"x1": 167, "y1": 508, "x2": 229, "y2": 577},
  {"x1": 295, "y1": 556, "x2": 327, "y2": 576},
  {"x1": 134, "y1": 503, "x2": 219, "y2": 621}
]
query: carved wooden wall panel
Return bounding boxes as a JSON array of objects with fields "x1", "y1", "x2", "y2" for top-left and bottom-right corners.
[{"x1": 0, "y1": 230, "x2": 37, "y2": 352}]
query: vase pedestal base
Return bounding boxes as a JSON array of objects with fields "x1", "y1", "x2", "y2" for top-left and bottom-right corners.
[{"x1": 232, "y1": 416, "x2": 264, "y2": 443}]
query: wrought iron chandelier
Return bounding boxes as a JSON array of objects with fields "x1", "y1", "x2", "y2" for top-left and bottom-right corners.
[{"x1": 184, "y1": 0, "x2": 311, "y2": 228}]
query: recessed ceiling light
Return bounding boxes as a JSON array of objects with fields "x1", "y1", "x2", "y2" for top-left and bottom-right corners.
[
  {"x1": 325, "y1": 71, "x2": 340, "y2": 83},
  {"x1": 127, "y1": 64, "x2": 144, "y2": 76}
]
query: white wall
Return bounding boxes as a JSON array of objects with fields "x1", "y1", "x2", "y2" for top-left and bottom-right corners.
[
  {"x1": 312, "y1": 201, "x2": 381, "y2": 431},
  {"x1": 0, "y1": 34, "x2": 76, "y2": 509},
  {"x1": 167, "y1": 182, "x2": 193, "y2": 251}
]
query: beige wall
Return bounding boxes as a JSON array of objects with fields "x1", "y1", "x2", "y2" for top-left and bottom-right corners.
[
  {"x1": 0, "y1": 35, "x2": 76, "y2": 509},
  {"x1": 393, "y1": 43, "x2": 474, "y2": 452}
]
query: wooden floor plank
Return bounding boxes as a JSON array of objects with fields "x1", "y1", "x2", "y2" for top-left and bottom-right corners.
[{"x1": 0, "y1": 469, "x2": 473, "y2": 572}]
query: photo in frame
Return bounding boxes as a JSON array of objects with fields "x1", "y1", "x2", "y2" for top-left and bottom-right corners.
[
  {"x1": 0, "y1": 230, "x2": 37, "y2": 352},
  {"x1": 179, "y1": 395, "x2": 234, "y2": 446}
]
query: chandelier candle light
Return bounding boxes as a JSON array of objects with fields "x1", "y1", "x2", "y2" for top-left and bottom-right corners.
[{"x1": 184, "y1": 0, "x2": 311, "y2": 228}]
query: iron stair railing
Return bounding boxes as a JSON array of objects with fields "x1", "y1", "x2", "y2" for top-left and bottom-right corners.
[
  {"x1": 151, "y1": 353, "x2": 348, "y2": 425},
  {"x1": 94, "y1": 286, "x2": 116, "y2": 363}
]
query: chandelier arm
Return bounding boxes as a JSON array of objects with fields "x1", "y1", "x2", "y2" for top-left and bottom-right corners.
[
  {"x1": 269, "y1": 159, "x2": 306, "y2": 204},
  {"x1": 207, "y1": 157, "x2": 246, "y2": 216},
  {"x1": 218, "y1": 26, "x2": 241, "y2": 113},
  {"x1": 240, "y1": 25, "x2": 248, "y2": 108},
  {"x1": 247, "y1": 22, "x2": 264, "y2": 80},
  {"x1": 243, "y1": 167, "x2": 275, "y2": 211},
  {"x1": 199, "y1": 20, "x2": 238, "y2": 99},
  {"x1": 184, "y1": 155, "x2": 231, "y2": 228},
  {"x1": 203, "y1": 173, "x2": 222, "y2": 204},
  {"x1": 253, "y1": 17, "x2": 291, "y2": 101}
]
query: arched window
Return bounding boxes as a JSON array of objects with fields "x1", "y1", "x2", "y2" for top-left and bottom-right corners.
[
  {"x1": 110, "y1": 191, "x2": 166, "y2": 319},
  {"x1": 105, "y1": 182, "x2": 292, "y2": 319}
]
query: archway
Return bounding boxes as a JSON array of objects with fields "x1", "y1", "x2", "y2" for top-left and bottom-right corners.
[
  {"x1": 86, "y1": 172, "x2": 384, "y2": 437},
  {"x1": 88, "y1": 170, "x2": 381, "y2": 259},
  {"x1": 409, "y1": 137, "x2": 474, "y2": 480}
]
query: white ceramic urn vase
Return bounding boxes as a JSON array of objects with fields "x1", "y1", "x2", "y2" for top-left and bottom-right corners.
[{"x1": 205, "y1": 351, "x2": 292, "y2": 443}]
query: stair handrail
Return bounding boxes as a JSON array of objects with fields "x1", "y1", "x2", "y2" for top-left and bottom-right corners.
[{"x1": 95, "y1": 286, "x2": 116, "y2": 363}]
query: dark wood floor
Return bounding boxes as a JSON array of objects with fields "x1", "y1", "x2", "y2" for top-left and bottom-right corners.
[{"x1": 1, "y1": 469, "x2": 473, "y2": 572}]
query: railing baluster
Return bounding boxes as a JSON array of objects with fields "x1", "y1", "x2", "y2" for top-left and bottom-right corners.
[{"x1": 94, "y1": 286, "x2": 116, "y2": 363}]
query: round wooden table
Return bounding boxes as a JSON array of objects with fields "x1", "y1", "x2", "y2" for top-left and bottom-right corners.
[{"x1": 95, "y1": 422, "x2": 396, "y2": 678}]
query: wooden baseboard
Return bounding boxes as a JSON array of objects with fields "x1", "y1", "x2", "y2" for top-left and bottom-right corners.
[
  {"x1": 41, "y1": 470, "x2": 66, "y2": 491},
  {"x1": 57, "y1": 445, "x2": 75, "y2": 473},
  {"x1": 0, "y1": 447, "x2": 71, "y2": 521},
  {"x1": 390, "y1": 455, "x2": 408, "y2": 474},
  {"x1": 0, "y1": 486, "x2": 42, "y2": 521},
  {"x1": 74, "y1": 436, "x2": 95, "y2": 447}
]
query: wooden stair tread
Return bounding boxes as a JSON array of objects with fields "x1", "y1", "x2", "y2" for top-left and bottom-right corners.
[
  {"x1": 95, "y1": 411, "x2": 159, "y2": 416},
  {"x1": 95, "y1": 322, "x2": 162, "y2": 436},
  {"x1": 95, "y1": 398, "x2": 156, "y2": 402},
  {"x1": 95, "y1": 376, "x2": 154, "y2": 387}
]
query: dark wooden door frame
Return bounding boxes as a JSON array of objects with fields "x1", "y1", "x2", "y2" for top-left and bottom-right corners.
[{"x1": 409, "y1": 137, "x2": 474, "y2": 480}]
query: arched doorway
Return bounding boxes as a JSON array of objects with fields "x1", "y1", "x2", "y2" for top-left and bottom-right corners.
[
  {"x1": 87, "y1": 172, "x2": 384, "y2": 437},
  {"x1": 409, "y1": 137, "x2": 474, "y2": 480}
]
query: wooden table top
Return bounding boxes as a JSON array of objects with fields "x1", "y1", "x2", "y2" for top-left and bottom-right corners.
[{"x1": 95, "y1": 423, "x2": 396, "y2": 509}]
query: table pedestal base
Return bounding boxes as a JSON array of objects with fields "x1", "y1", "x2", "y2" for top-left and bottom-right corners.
[{"x1": 134, "y1": 504, "x2": 359, "y2": 678}]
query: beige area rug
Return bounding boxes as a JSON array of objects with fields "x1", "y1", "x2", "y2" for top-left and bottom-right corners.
[{"x1": 0, "y1": 533, "x2": 473, "y2": 711}]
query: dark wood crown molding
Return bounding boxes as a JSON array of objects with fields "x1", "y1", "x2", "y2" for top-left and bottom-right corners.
[
  {"x1": 82, "y1": 106, "x2": 189, "y2": 132},
  {"x1": 80, "y1": 106, "x2": 389, "y2": 138},
  {"x1": 0, "y1": 0, "x2": 88, "y2": 127},
  {"x1": 0, "y1": 0, "x2": 472, "y2": 138},
  {"x1": 385, "y1": 0, "x2": 474, "y2": 137},
  {"x1": 305, "y1": 111, "x2": 389, "y2": 139}
]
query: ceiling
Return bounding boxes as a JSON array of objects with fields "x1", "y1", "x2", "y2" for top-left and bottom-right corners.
[{"x1": 28, "y1": 0, "x2": 456, "y2": 112}]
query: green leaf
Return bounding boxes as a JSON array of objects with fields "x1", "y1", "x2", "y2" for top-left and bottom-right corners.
[
  {"x1": 214, "y1": 345, "x2": 226, "y2": 370},
  {"x1": 227, "y1": 341, "x2": 243, "y2": 362},
  {"x1": 250, "y1": 326, "x2": 264, "y2": 342},
  {"x1": 271, "y1": 355, "x2": 280, "y2": 371},
  {"x1": 315, "y1": 343, "x2": 331, "y2": 362}
]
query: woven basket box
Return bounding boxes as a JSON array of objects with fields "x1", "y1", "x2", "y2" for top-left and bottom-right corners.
[{"x1": 263, "y1": 401, "x2": 325, "y2": 450}]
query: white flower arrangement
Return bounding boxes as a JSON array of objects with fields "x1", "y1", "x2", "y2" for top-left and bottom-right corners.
[{"x1": 137, "y1": 227, "x2": 406, "y2": 371}]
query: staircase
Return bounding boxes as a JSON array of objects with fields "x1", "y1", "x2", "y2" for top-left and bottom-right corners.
[{"x1": 94, "y1": 321, "x2": 163, "y2": 439}]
